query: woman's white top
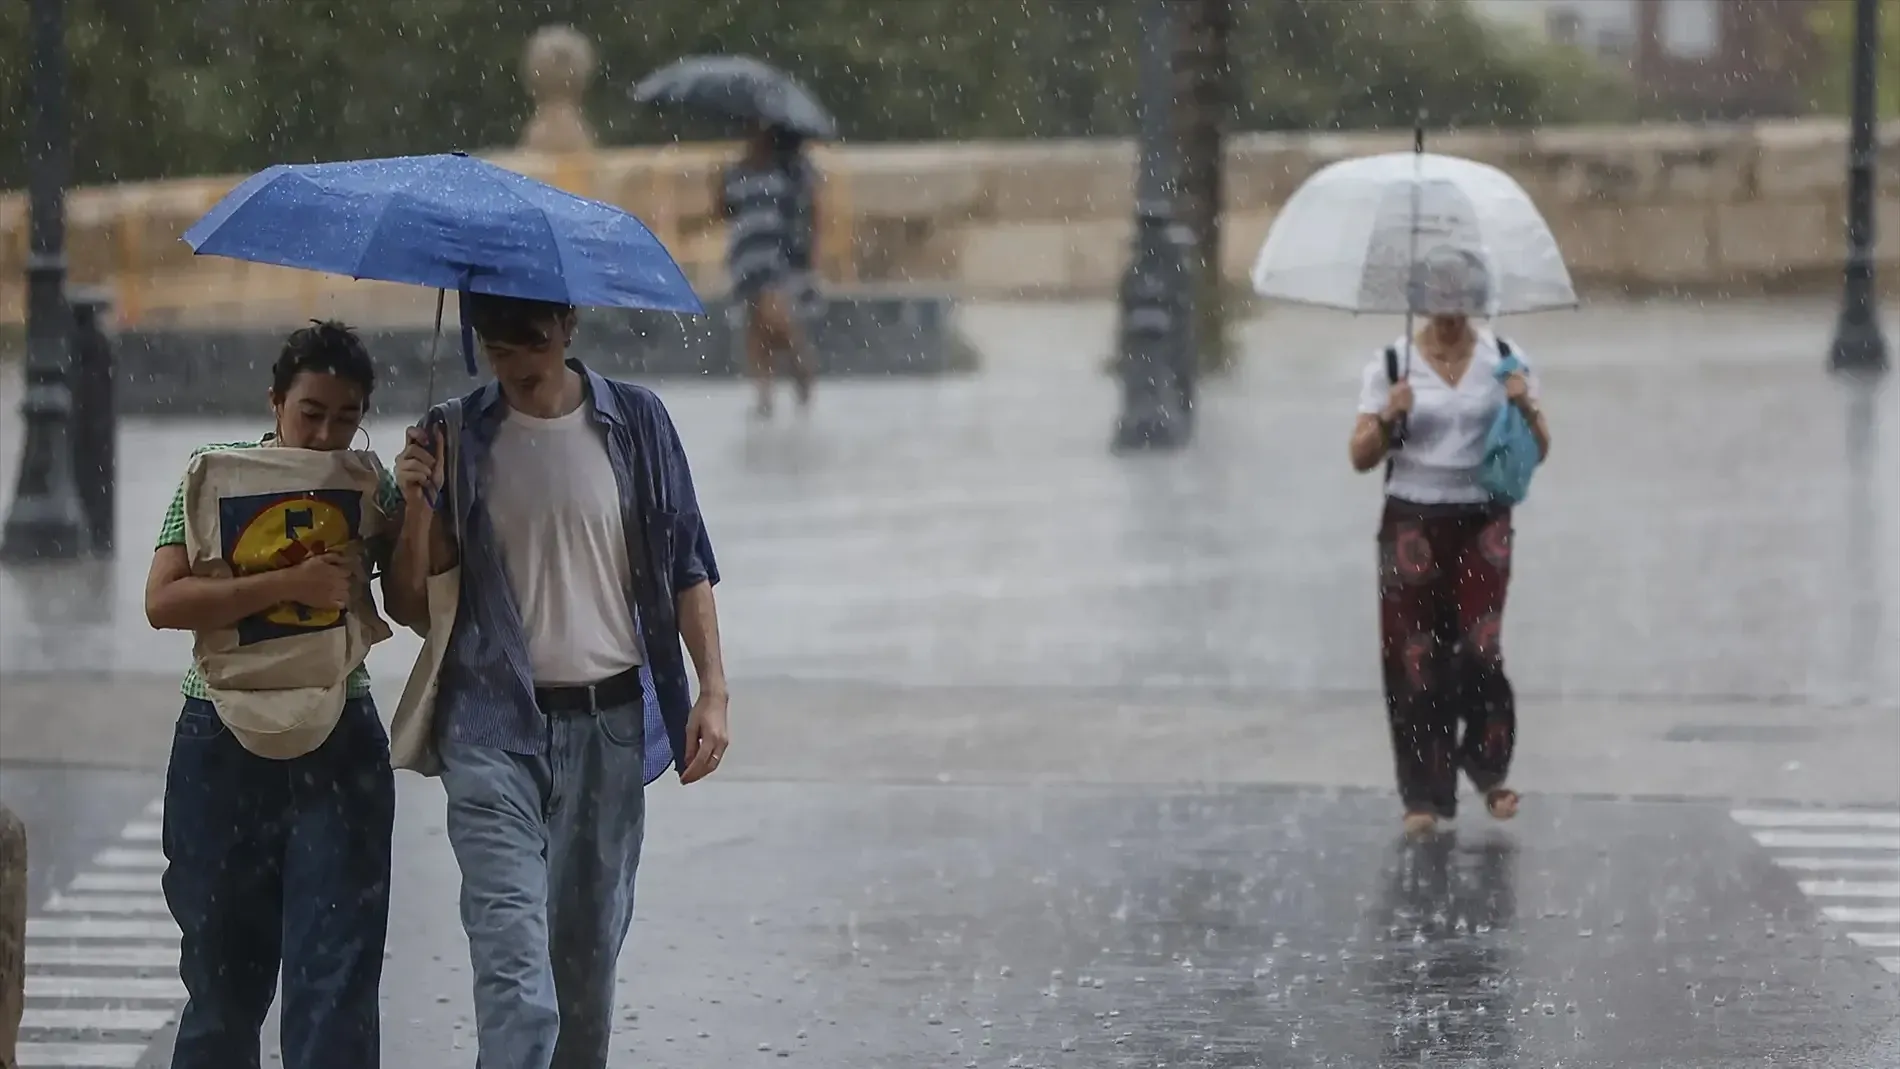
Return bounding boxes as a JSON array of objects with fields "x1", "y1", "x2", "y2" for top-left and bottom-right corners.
[{"x1": 1357, "y1": 330, "x2": 1538, "y2": 506}]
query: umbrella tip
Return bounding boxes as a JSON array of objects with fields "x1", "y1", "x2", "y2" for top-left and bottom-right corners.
[{"x1": 451, "y1": 151, "x2": 470, "y2": 158}]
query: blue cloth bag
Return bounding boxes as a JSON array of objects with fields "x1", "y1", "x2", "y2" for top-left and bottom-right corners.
[{"x1": 1478, "y1": 347, "x2": 1540, "y2": 504}]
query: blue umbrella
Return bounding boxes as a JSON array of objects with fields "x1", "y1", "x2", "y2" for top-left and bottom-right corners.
[{"x1": 183, "y1": 152, "x2": 704, "y2": 375}]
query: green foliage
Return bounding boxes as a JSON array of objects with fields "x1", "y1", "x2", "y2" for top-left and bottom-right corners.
[
  {"x1": 1807, "y1": 0, "x2": 1900, "y2": 118},
  {"x1": 0, "y1": 0, "x2": 1643, "y2": 189}
]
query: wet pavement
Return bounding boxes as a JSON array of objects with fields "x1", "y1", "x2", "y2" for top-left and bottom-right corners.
[{"x1": 1, "y1": 298, "x2": 1897, "y2": 1066}]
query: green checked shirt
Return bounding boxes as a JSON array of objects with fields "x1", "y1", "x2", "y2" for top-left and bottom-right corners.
[{"x1": 157, "y1": 439, "x2": 403, "y2": 701}]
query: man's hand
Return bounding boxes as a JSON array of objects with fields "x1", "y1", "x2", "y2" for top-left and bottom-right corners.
[
  {"x1": 278, "y1": 552, "x2": 354, "y2": 612},
  {"x1": 678, "y1": 688, "x2": 730, "y2": 785},
  {"x1": 395, "y1": 426, "x2": 446, "y2": 507}
]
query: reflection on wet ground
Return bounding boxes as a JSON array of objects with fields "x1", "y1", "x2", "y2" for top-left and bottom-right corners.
[{"x1": 361, "y1": 784, "x2": 1898, "y2": 1068}]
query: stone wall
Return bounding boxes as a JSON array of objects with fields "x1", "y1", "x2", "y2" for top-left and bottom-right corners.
[{"x1": 0, "y1": 118, "x2": 1894, "y2": 326}]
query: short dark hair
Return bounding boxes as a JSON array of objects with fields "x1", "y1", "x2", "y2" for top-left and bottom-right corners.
[
  {"x1": 465, "y1": 293, "x2": 575, "y2": 347},
  {"x1": 271, "y1": 320, "x2": 375, "y2": 401}
]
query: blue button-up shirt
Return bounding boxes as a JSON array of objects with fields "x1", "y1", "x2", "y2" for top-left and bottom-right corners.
[{"x1": 433, "y1": 364, "x2": 719, "y2": 784}]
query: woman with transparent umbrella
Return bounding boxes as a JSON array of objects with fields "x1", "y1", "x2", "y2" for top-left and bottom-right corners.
[
  {"x1": 1349, "y1": 248, "x2": 1551, "y2": 838},
  {"x1": 1250, "y1": 147, "x2": 1575, "y2": 838}
]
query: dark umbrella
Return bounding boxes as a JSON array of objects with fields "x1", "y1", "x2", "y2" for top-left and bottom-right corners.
[{"x1": 632, "y1": 55, "x2": 837, "y2": 140}]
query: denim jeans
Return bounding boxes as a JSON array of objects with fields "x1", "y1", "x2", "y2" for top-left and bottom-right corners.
[
  {"x1": 162, "y1": 697, "x2": 394, "y2": 1069},
  {"x1": 440, "y1": 700, "x2": 647, "y2": 1069}
]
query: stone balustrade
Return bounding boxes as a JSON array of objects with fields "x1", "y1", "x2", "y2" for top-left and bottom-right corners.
[{"x1": 0, "y1": 118, "x2": 1894, "y2": 328}]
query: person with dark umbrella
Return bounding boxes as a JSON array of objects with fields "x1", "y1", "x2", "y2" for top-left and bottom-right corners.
[
  {"x1": 720, "y1": 121, "x2": 820, "y2": 417},
  {"x1": 634, "y1": 55, "x2": 836, "y2": 419}
]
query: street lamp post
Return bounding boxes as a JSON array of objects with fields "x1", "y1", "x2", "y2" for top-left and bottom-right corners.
[
  {"x1": 1, "y1": 0, "x2": 87, "y2": 561},
  {"x1": 1829, "y1": 0, "x2": 1890, "y2": 376},
  {"x1": 1112, "y1": 0, "x2": 1195, "y2": 453}
]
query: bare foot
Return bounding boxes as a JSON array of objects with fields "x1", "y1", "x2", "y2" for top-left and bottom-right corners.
[
  {"x1": 1486, "y1": 788, "x2": 1520, "y2": 821},
  {"x1": 1402, "y1": 811, "x2": 1439, "y2": 838}
]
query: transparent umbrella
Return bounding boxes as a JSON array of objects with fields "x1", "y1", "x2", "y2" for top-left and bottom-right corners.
[{"x1": 1249, "y1": 149, "x2": 1578, "y2": 318}]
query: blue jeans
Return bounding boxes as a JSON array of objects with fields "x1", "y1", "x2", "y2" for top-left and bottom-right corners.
[
  {"x1": 440, "y1": 700, "x2": 647, "y2": 1069},
  {"x1": 162, "y1": 697, "x2": 394, "y2": 1069}
]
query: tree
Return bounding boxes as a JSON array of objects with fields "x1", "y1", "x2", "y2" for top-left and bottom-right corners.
[
  {"x1": 0, "y1": 0, "x2": 1644, "y2": 190},
  {"x1": 1808, "y1": 0, "x2": 1900, "y2": 118},
  {"x1": 1173, "y1": 0, "x2": 1233, "y2": 375}
]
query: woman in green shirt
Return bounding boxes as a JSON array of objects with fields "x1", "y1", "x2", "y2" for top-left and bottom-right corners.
[{"x1": 143, "y1": 321, "x2": 399, "y2": 1069}]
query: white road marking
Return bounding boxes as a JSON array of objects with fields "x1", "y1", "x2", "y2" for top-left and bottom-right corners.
[
  {"x1": 92, "y1": 848, "x2": 166, "y2": 870},
  {"x1": 1797, "y1": 880, "x2": 1900, "y2": 899},
  {"x1": 1735, "y1": 808, "x2": 1900, "y2": 976},
  {"x1": 118, "y1": 822, "x2": 162, "y2": 842},
  {"x1": 68, "y1": 871, "x2": 164, "y2": 894},
  {"x1": 1772, "y1": 856, "x2": 1900, "y2": 873},
  {"x1": 1732, "y1": 808, "x2": 1900, "y2": 830},
  {"x1": 16, "y1": 1042, "x2": 148, "y2": 1069},
  {"x1": 19, "y1": 1007, "x2": 176, "y2": 1032},
  {"x1": 1821, "y1": 906, "x2": 1900, "y2": 925},
  {"x1": 44, "y1": 892, "x2": 171, "y2": 916},
  {"x1": 25, "y1": 917, "x2": 178, "y2": 941},
  {"x1": 1749, "y1": 830, "x2": 1900, "y2": 851},
  {"x1": 26, "y1": 974, "x2": 187, "y2": 1001},
  {"x1": 23, "y1": 943, "x2": 180, "y2": 968}
]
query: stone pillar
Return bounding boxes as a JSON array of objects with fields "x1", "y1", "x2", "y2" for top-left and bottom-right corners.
[
  {"x1": 519, "y1": 25, "x2": 597, "y2": 154},
  {"x1": 0, "y1": 803, "x2": 24, "y2": 1069}
]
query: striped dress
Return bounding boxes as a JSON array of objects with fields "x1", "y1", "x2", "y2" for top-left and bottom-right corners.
[{"x1": 721, "y1": 155, "x2": 820, "y2": 317}]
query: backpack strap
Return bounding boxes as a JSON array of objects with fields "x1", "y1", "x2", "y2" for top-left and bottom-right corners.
[
  {"x1": 1497, "y1": 337, "x2": 1514, "y2": 359},
  {"x1": 1381, "y1": 345, "x2": 1401, "y2": 484}
]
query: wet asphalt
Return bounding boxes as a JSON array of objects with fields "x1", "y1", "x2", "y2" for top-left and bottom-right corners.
[{"x1": 0, "y1": 299, "x2": 1896, "y2": 1066}]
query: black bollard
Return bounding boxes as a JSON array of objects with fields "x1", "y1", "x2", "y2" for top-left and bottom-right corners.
[
  {"x1": 0, "y1": 0, "x2": 87, "y2": 562},
  {"x1": 1828, "y1": 0, "x2": 1889, "y2": 375},
  {"x1": 1112, "y1": 0, "x2": 1194, "y2": 453},
  {"x1": 67, "y1": 289, "x2": 115, "y2": 556}
]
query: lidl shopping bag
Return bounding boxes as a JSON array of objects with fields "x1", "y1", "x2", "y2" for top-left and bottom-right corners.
[{"x1": 182, "y1": 446, "x2": 395, "y2": 759}]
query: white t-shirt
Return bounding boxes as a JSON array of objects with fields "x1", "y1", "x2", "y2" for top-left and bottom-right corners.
[
  {"x1": 483, "y1": 401, "x2": 644, "y2": 685},
  {"x1": 1357, "y1": 331, "x2": 1538, "y2": 505}
]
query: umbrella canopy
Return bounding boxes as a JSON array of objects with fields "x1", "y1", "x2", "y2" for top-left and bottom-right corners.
[
  {"x1": 1250, "y1": 152, "x2": 1577, "y2": 317},
  {"x1": 183, "y1": 152, "x2": 704, "y2": 373},
  {"x1": 633, "y1": 55, "x2": 836, "y2": 140}
]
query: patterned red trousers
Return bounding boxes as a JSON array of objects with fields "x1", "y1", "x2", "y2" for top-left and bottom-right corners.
[{"x1": 1377, "y1": 499, "x2": 1517, "y2": 819}]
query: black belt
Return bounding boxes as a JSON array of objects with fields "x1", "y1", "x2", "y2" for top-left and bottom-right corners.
[{"x1": 534, "y1": 666, "x2": 644, "y2": 717}]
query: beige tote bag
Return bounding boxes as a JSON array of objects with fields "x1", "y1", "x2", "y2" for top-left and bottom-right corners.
[
  {"x1": 389, "y1": 401, "x2": 465, "y2": 777},
  {"x1": 182, "y1": 446, "x2": 395, "y2": 759}
]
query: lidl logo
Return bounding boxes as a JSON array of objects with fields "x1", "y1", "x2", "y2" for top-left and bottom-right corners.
[{"x1": 218, "y1": 488, "x2": 362, "y2": 646}]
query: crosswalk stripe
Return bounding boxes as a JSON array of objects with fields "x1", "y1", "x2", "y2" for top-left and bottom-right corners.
[
  {"x1": 1772, "y1": 856, "x2": 1900, "y2": 873},
  {"x1": 118, "y1": 822, "x2": 161, "y2": 842},
  {"x1": 17, "y1": 1041, "x2": 149, "y2": 1069},
  {"x1": 45, "y1": 892, "x2": 171, "y2": 916},
  {"x1": 1879, "y1": 958, "x2": 1900, "y2": 975},
  {"x1": 19, "y1": 1007, "x2": 176, "y2": 1032},
  {"x1": 1822, "y1": 906, "x2": 1900, "y2": 925},
  {"x1": 23, "y1": 943, "x2": 180, "y2": 968},
  {"x1": 1847, "y1": 932, "x2": 1900, "y2": 949},
  {"x1": 92, "y1": 848, "x2": 166, "y2": 870},
  {"x1": 25, "y1": 917, "x2": 179, "y2": 941},
  {"x1": 1732, "y1": 809, "x2": 1900, "y2": 830},
  {"x1": 1750, "y1": 830, "x2": 1900, "y2": 851},
  {"x1": 26, "y1": 974, "x2": 187, "y2": 1001},
  {"x1": 68, "y1": 871, "x2": 164, "y2": 894},
  {"x1": 1797, "y1": 880, "x2": 1900, "y2": 898}
]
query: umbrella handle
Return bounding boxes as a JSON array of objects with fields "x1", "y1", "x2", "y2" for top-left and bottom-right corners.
[{"x1": 414, "y1": 410, "x2": 448, "y2": 512}]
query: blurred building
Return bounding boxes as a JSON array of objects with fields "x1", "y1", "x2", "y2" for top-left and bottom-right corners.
[{"x1": 1466, "y1": 0, "x2": 1821, "y2": 118}]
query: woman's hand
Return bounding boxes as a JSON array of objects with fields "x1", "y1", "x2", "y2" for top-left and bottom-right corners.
[
  {"x1": 1504, "y1": 372, "x2": 1531, "y2": 408},
  {"x1": 279, "y1": 552, "x2": 354, "y2": 612},
  {"x1": 394, "y1": 426, "x2": 445, "y2": 507},
  {"x1": 1382, "y1": 381, "x2": 1414, "y2": 423}
]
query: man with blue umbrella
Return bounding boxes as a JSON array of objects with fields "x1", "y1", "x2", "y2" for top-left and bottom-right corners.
[{"x1": 187, "y1": 153, "x2": 731, "y2": 1069}]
